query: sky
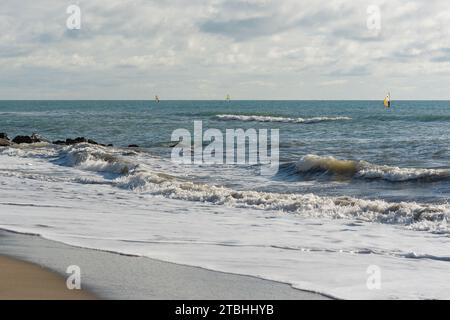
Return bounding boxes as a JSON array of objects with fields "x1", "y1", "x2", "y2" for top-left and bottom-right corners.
[{"x1": 1, "y1": 0, "x2": 450, "y2": 100}]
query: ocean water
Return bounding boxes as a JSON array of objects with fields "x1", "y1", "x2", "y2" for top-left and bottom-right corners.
[{"x1": 1, "y1": 100, "x2": 450, "y2": 299}]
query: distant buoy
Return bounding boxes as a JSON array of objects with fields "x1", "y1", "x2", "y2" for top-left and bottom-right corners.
[{"x1": 384, "y1": 92, "x2": 391, "y2": 108}]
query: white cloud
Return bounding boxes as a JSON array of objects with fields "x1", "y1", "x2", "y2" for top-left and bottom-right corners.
[{"x1": 0, "y1": 0, "x2": 449, "y2": 99}]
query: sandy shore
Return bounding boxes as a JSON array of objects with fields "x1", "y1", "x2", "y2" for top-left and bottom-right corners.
[
  {"x1": 0, "y1": 255, "x2": 95, "y2": 300},
  {"x1": 0, "y1": 230, "x2": 329, "y2": 300}
]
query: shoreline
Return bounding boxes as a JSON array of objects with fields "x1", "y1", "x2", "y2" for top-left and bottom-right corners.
[{"x1": 0, "y1": 229, "x2": 330, "y2": 300}]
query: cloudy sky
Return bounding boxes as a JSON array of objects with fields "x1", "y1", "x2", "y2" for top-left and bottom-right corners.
[{"x1": 1, "y1": 0, "x2": 449, "y2": 99}]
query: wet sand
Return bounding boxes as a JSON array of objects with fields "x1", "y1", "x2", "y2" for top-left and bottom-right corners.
[
  {"x1": 0, "y1": 255, "x2": 95, "y2": 300},
  {"x1": 0, "y1": 230, "x2": 329, "y2": 300}
]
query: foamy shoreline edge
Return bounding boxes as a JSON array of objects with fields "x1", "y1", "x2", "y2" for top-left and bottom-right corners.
[{"x1": 0, "y1": 229, "x2": 331, "y2": 300}]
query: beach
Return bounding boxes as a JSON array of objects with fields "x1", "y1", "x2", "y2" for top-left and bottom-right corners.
[
  {"x1": 1, "y1": 101, "x2": 450, "y2": 300},
  {"x1": 0, "y1": 254, "x2": 94, "y2": 300},
  {"x1": 2, "y1": 0, "x2": 450, "y2": 303},
  {"x1": 0, "y1": 230, "x2": 327, "y2": 300}
]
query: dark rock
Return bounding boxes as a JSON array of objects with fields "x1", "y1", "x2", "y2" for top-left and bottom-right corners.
[
  {"x1": 64, "y1": 139, "x2": 75, "y2": 145},
  {"x1": 12, "y1": 136, "x2": 29, "y2": 144},
  {"x1": 53, "y1": 137, "x2": 105, "y2": 146},
  {"x1": 65, "y1": 137, "x2": 87, "y2": 145},
  {"x1": 31, "y1": 133, "x2": 49, "y2": 143},
  {"x1": 107, "y1": 144, "x2": 114, "y2": 147},
  {"x1": 0, "y1": 138, "x2": 11, "y2": 146},
  {"x1": 12, "y1": 134, "x2": 43, "y2": 144},
  {"x1": 74, "y1": 137, "x2": 87, "y2": 144},
  {"x1": 0, "y1": 133, "x2": 9, "y2": 140},
  {"x1": 87, "y1": 139, "x2": 98, "y2": 145},
  {"x1": 128, "y1": 144, "x2": 139, "y2": 148}
]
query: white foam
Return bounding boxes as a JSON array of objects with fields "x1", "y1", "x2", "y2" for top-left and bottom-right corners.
[
  {"x1": 2, "y1": 144, "x2": 450, "y2": 299},
  {"x1": 115, "y1": 169, "x2": 449, "y2": 233},
  {"x1": 1, "y1": 171, "x2": 450, "y2": 299},
  {"x1": 3, "y1": 144, "x2": 449, "y2": 232},
  {"x1": 59, "y1": 143, "x2": 135, "y2": 175},
  {"x1": 216, "y1": 114, "x2": 352, "y2": 123}
]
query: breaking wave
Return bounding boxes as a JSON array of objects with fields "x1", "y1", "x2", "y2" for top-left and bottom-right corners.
[
  {"x1": 294, "y1": 155, "x2": 450, "y2": 182},
  {"x1": 56, "y1": 144, "x2": 136, "y2": 175},
  {"x1": 114, "y1": 168, "x2": 449, "y2": 234},
  {"x1": 3, "y1": 144, "x2": 450, "y2": 234},
  {"x1": 216, "y1": 114, "x2": 352, "y2": 124}
]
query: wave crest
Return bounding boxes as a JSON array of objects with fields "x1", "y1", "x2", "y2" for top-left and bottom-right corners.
[
  {"x1": 5, "y1": 143, "x2": 448, "y2": 233},
  {"x1": 50, "y1": 145, "x2": 450, "y2": 232},
  {"x1": 114, "y1": 168, "x2": 449, "y2": 234},
  {"x1": 216, "y1": 114, "x2": 351, "y2": 123},
  {"x1": 58, "y1": 143, "x2": 135, "y2": 175},
  {"x1": 295, "y1": 155, "x2": 450, "y2": 182}
]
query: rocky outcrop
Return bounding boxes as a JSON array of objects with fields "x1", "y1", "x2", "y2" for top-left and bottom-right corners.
[
  {"x1": 12, "y1": 136, "x2": 32, "y2": 144},
  {"x1": 31, "y1": 133, "x2": 49, "y2": 143},
  {"x1": 52, "y1": 137, "x2": 107, "y2": 146},
  {"x1": 12, "y1": 135, "x2": 42, "y2": 144},
  {"x1": 4, "y1": 132, "x2": 111, "y2": 147},
  {"x1": 128, "y1": 144, "x2": 139, "y2": 148},
  {"x1": 0, "y1": 138, "x2": 11, "y2": 146},
  {"x1": 87, "y1": 139, "x2": 99, "y2": 145},
  {"x1": 65, "y1": 137, "x2": 88, "y2": 145}
]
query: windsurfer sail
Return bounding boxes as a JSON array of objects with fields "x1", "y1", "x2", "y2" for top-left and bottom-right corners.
[{"x1": 384, "y1": 93, "x2": 391, "y2": 108}]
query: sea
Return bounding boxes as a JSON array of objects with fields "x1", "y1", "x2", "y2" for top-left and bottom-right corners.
[{"x1": 1, "y1": 100, "x2": 450, "y2": 299}]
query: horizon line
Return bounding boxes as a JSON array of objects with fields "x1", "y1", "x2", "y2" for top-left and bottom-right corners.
[{"x1": 1, "y1": 99, "x2": 450, "y2": 102}]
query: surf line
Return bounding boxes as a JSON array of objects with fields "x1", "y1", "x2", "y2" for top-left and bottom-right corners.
[{"x1": 171, "y1": 120, "x2": 280, "y2": 176}]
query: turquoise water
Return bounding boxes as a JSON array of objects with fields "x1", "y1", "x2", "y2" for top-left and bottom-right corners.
[{"x1": 1, "y1": 100, "x2": 450, "y2": 203}]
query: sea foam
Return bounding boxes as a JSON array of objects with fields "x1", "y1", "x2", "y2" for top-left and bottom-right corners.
[
  {"x1": 58, "y1": 143, "x2": 135, "y2": 175},
  {"x1": 216, "y1": 114, "x2": 352, "y2": 123},
  {"x1": 3, "y1": 144, "x2": 450, "y2": 234},
  {"x1": 115, "y1": 169, "x2": 449, "y2": 233},
  {"x1": 2, "y1": 143, "x2": 450, "y2": 299}
]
